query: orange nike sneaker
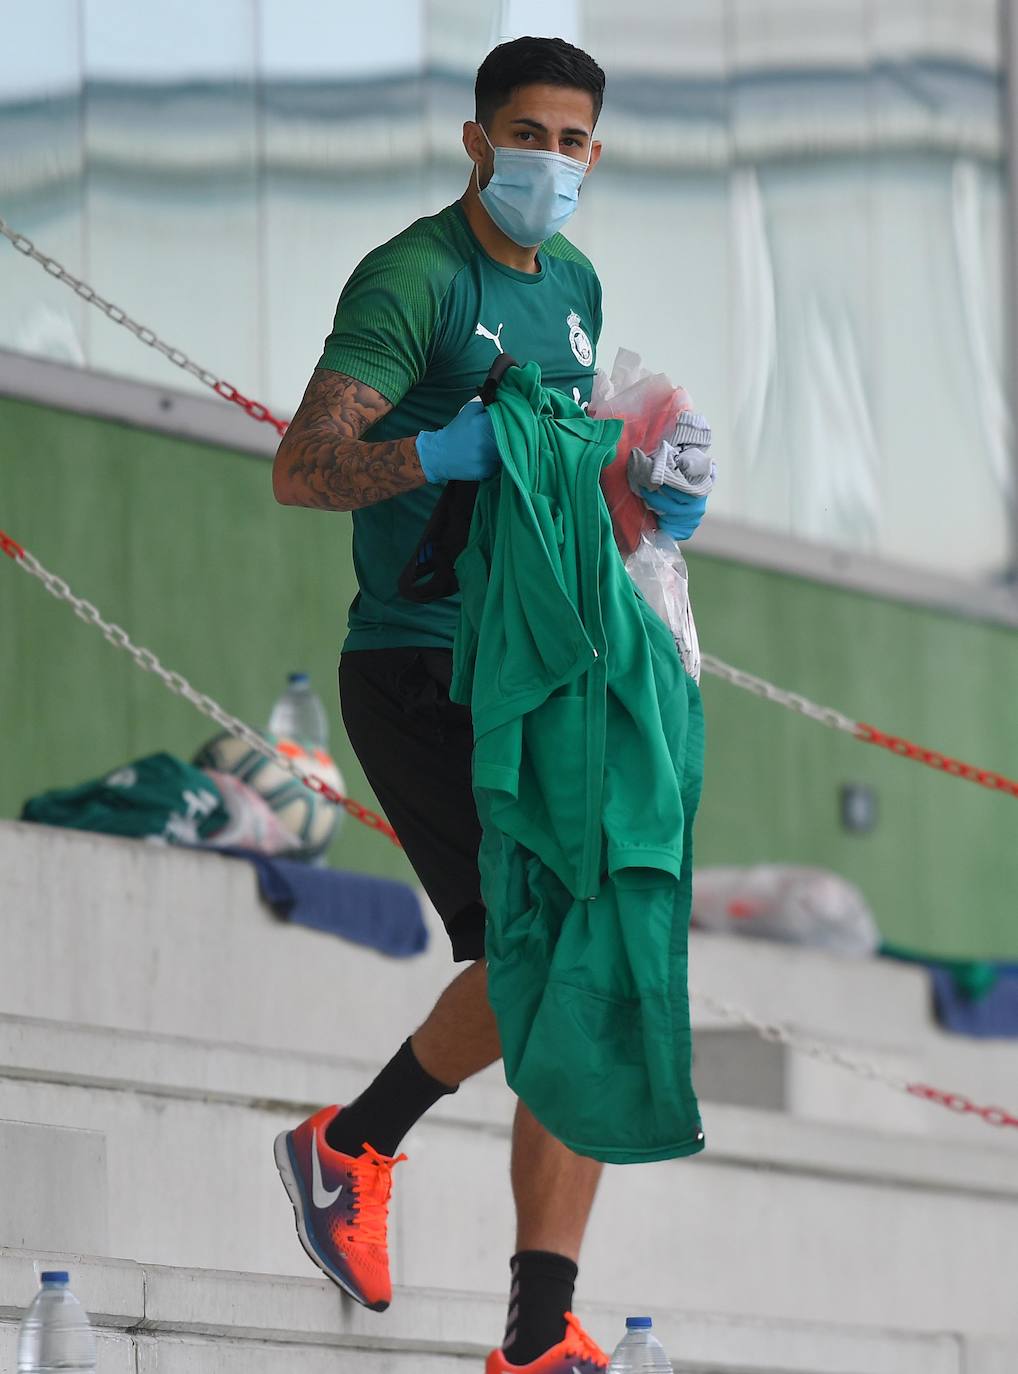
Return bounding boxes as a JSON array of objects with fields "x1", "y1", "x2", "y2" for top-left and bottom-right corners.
[
  {"x1": 274, "y1": 1104, "x2": 406, "y2": 1312},
  {"x1": 486, "y1": 1312, "x2": 609, "y2": 1373}
]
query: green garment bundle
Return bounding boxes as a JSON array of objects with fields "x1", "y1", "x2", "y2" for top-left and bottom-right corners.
[
  {"x1": 451, "y1": 362, "x2": 706, "y2": 1164},
  {"x1": 22, "y1": 752, "x2": 227, "y2": 844}
]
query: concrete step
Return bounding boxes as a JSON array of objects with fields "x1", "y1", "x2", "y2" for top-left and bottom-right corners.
[
  {"x1": 0, "y1": 820, "x2": 454, "y2": 1056},
  {"x1": 0, "y1": 820, "x2": 929, "y2": 1046},
  {"x1": 5, "y1": 820, "x2": 1017, "y2": 1146},
  {"x1": 0, "y1": 1246, "x2": 989, "y2": 1374},
  {"x1": 689, "y1": 937, "x2": 1018, "y2": 1144},
  {"x1": 0, "y1": 1118, "x2": 108, "y2": 1254},
  {"x1": 3, "y1": 1013, "x2": 1018, "y2": 1338}
]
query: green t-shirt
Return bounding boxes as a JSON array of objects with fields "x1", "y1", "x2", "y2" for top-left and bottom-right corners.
[{"x1": 317, "y1": 200, "x2": 603, "y2": 651}]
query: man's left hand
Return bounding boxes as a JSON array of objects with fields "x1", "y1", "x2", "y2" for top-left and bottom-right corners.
[{"x1": 640, "y1": 477, "x2": 712, "y2": 541}]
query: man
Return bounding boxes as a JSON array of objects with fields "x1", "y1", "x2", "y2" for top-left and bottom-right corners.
[{"x1": 271, "y1": 36, "x2": 709, "y2": 1374}]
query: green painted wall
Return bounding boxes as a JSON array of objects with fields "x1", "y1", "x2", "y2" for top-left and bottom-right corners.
[{"x1": 3, "y1": 394, "x2": 1017, "y2": 959}]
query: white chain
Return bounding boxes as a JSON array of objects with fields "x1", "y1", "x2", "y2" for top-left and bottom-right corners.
[
  {"x1": 13, "y1": 544, "x2": 349, "y2": 811},
  {"x1": 8, "y1": 537, "x2": 1013, "y2": 1130},
  {"x1": 700, "y1": 653, "x2": 860, "y2": 736},
  {"x1": 0, "y1": 217, "x2": 225, "y2": 395},
  {"x1": 4, "y1": 214, "x2": 1015, "y2": 1132},
  {"x1": 10, "y1": 535, "x2": 892, "y2": 1096},
  {"x1": 0, "y1": 225, "x2": 865, "y2": 742},
  {"x1": 690, "y1": 985, "x2": 911, "y2": 1092}
]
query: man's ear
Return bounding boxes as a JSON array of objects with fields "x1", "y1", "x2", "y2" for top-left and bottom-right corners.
[
  {"x1": 586, "y1": 140, "x2": 603, "y2": 174},
  {"x1": 462, "y1": 120, "x2": 488, "y2": 166}
]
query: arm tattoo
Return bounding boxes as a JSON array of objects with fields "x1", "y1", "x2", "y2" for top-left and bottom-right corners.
[{"x1": 273, "y1": 368, "x2": 425, "y2": 511}]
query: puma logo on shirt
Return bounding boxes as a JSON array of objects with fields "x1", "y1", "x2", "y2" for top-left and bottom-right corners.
[{"x1": 475, "y1": 320, "x2": 506, "y2": 355}]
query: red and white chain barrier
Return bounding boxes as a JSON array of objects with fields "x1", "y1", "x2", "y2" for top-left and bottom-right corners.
[
  {"x1": 5, "y1": 520, "x2": 1017, "y2": 1135},
  {"x1": 0, "y1": 529, "x2": 399, "y2": 847},
  {"x1": 5, "y1": 217, "x2": 1017, "y2": 802},
  {"x1": 0, "y1": 218, "x2": 289, "y2": 437},
  {"x1": 694, "y1": 986, "x2": 1018, "y2": 1132},
  {"x1": 699, "y1": 654, "x2": 1018, "y2": 799},
  {"x1": 4, "y1": 216, "x2": 1018, "y2": 1138}
]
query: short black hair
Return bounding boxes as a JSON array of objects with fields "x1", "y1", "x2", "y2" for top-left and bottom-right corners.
[{"x1": 474, "y1": 36, "x2": 605, "y2": 129}]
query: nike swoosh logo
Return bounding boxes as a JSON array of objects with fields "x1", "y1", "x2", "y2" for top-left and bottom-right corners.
[{"x1": 311, "y1": 1128, "x2": 344, "y2": 1208}]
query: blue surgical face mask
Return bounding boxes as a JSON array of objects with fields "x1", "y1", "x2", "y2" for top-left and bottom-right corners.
[{"x1": 476, "y1": 124, "x2": 591, "y2": 247}]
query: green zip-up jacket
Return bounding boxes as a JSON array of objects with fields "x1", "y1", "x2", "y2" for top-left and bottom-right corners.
[{"x1": 451, "y1": 363, "x2": 706, "y2": 1164}]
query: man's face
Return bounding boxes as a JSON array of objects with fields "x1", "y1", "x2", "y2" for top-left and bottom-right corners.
[{"x1": 466, "y1": 83, "x2": 602, "y2": 187}]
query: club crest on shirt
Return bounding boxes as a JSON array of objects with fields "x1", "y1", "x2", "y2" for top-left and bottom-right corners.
[{"x1": 567, "y1": 310, "x2": 593, "y2": 367}]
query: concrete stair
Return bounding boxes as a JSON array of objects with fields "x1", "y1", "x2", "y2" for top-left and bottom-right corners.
[
  {"x1": 0, "y1": 1248, "x2": 997, "y2": 1374},
  {"x1": 4, "y1": 820, "x2": 1017, "y2": 1143},
  {"x1": 3, "y1": 819, "x2": 1018, "y2": 1369},
  {"x1": 2, "y1": 1009, "x2": 1018, "y2": 1336},
  {"x1": 0, "y1": 1119, "x2": 108, "y2": 1254},
  {"x1": 688, "y1": 933, "x2": 1018, "y2": 1143}
]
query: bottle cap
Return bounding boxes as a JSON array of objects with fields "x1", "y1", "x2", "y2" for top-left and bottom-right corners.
[
  {"x1": 40, "y1": 1271, "x2": 69, "y2": 1284},
  {"x1": 288, "y1": 672, "x2": 310, "y2": 685},
  {"x1": 625, "y1": 1316, "x2": 652, "y2": 1329}
]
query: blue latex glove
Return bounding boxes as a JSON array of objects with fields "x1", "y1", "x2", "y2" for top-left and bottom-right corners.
[
  {"x1": 639, "y1": 483, "x2": 710, "y2": 541},
  {"x1": 416, "y1": 400, "x2": 501, "y2": 484}
]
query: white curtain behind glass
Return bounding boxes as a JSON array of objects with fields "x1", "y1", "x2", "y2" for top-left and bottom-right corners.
[{"x1": 1, "y1": 0, "x2": 1014, "y2": 581}]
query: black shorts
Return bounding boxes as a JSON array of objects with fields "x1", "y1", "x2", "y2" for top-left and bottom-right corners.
[{"x1": 339, "y1": 647, "x2": 485, "y2": 962}]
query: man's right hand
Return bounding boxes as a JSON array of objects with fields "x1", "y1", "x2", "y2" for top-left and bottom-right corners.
[{"x1": 415, "y1": 400, "x2": 501, "y2": 484}]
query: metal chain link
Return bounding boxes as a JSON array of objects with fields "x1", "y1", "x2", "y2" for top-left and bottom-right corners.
[
  {"x1": 691, "y1": 985, "x2": 910, "y2": 1091},
  {"x1": 6, "y1": 200, "x2": 1007, "y2": 798},
  {"x1": 4, "y1": 534, "x2": 400, "y2": 846},
  {"x1": 906, "y1": 1083, "x2": 1018, "y2": 1129},
  {"x1": 700, "y1": 651, "x2": 1018, "y2": 798},
  {"x1": 5, "y1": 525, "x2": 1017, "y2": 1132},
  {"x1": 699, "y1": 653, "x2": 860, "y2": 735},
  {"x1": 857, "y1": 722, "x2": 1018, "y2": 798},
  {"x1": 693, "y1": 985, "x2": 1018, "y2": 1132},
  {"x1": 5, "y1": 217, "x2": 1018, "y2": 1132},
  {"x1": 0, "y1": 217, "x2": 289, "y2": 436}
]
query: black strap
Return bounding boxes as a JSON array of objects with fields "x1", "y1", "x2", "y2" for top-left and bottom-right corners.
[
  {"x1": 478, "y1": 351, "x2": 517, "y2": 406},
  {"x1": 398, "y1": 355, "x2": 518, "y2": 605}
]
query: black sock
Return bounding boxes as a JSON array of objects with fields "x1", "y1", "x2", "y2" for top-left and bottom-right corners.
[
  {"x1": 502, "y1": 1251, "x2": 578, "y2": 1367},
  {"x1": 324, "y1": 1038, "x2": 457, "y2": 1158}
]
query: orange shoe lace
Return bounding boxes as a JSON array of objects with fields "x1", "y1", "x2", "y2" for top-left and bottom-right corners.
[
  {"x1": 345, "y1": 1143, "x2": 407, "y2": 1247},
  {"x1": 562, "y1": 1312, "x2": 609, "y2": 1369}
]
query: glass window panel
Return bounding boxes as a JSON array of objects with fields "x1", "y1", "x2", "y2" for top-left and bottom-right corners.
[
  {"x1": 585, "y1": 0, "x2": 1011, "y2": 578},
  {"x1": 80, "y1": 0, "x2": 259, "y2": 396},
  {"x1": 495, "y1": 0, "x2": 582, "y2": 45},
  {"x1": 580, "y1": 0, "x2": 733, "y2": 516},
  {"x1": 0, "y1": 3, "x2": 85, "y2": 367},
  {"x1": 2, "y1": 0, "x2": 1013, "y2": 585},
  {"x1": 259, "y1": 0, "x2": 424, "y2": 80},
  {"x1": 259, "y1": 0, "x2": 427, "y2": 411}
]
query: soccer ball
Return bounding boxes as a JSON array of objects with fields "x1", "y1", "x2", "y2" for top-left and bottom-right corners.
[{"x1": 193, "y1": 731, "x2": 344, "y2": 861}]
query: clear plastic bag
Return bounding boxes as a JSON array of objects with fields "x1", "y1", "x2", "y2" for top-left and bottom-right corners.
[
  {"x1": 590, "y1": 349, "x2": 693, "y2": 558},
  {"x1": 624, "y1": 528, "x2": 702, "y2": 682},
  {"x1": 590, "y1": 349, "x2": 705, "y2": 680},
  {"x1": 691, "y1": 865, "x2": 880, "y2": 957}
]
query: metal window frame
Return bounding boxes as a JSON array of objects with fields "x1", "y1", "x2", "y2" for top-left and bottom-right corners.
[{"x1": 4, "y1": 344, "x2": 1018, "y2": 630}]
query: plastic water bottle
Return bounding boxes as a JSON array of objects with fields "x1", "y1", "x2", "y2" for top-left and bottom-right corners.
[
  {"x1": 607, "y1": 1316, "x2": 672, "y2": 1372},
  {"x1": 17, "y1": 1271, "x2": 96, "y2": 1373},
  {"x1": 267, "y1": 672, "x2": 330, "y2": 749}
]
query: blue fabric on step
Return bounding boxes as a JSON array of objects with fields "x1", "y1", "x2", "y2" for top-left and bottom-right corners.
[
  {"x1": 930, "y1": 965, "x2": 1018, "y2": 1039},
  {"x1": 221, "y1": 848, "x2": 428, "y2": 958}
]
